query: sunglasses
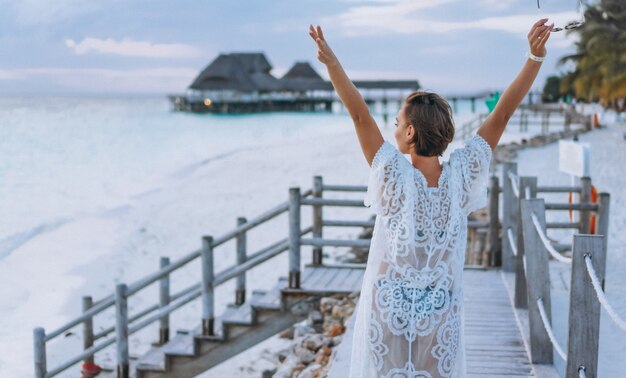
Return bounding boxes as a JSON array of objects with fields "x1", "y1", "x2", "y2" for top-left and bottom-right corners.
[{"x1": 536, "y1": 0, "x2": 585, "y2": 32}]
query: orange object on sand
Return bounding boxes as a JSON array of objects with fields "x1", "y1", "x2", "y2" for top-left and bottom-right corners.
[
  {"x1": 593, "y1": 113, "x2": 600, "y2": 128},
  {"x1": 569, "y1": 185, "x2": 598, "y2": 233},
  {"x1": 81, "y1": 362, "x2": 102, "y2": 378}
]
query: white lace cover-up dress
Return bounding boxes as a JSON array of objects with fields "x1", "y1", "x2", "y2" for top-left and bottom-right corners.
[{"x1": 349, "y1": 134, "x2": 493, "y2": 378}]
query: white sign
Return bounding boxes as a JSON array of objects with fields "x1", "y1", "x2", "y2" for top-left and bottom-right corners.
[{"x1": 559, "y1": 140, "x2": 590, "y2": 177}]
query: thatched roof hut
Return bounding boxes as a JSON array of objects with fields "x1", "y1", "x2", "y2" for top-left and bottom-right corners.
[
  {"x1": 187, "y1": 52, "x2": 419, "y2": 94},
  {"x1": 189, "y1": 52, "x2": 282, "y2": 92},
  {"x1": 280, "y1": 62, "x2": 332, "y2": 91}
]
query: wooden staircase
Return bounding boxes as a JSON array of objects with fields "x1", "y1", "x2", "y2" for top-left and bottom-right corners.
[{"x1": 98, "y1": 265, "x2": 364, "y2": 378}]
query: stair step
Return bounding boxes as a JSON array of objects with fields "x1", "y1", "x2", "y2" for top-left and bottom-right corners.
[
  {"x1": 135, "y1": 329, "x2": 198, "y2": 374},
  {"x1": 136, "y1": 347, "x2": 166, "y2": 372},
  {"x1": 162, "y1": 329, "x2": 196, "y2": 357},
  {"x1": 250, "y1": 278, "x2": 287, "y2": 311},
  {"x1": 222, "y1": 303, "x2": 256, "y2": 326},
  {"x1": 193, "y1": 321, "x2": 226, "y2": 342},
  {"x1": 250, "y1": 291, "x2": 281, "y2": 311}
]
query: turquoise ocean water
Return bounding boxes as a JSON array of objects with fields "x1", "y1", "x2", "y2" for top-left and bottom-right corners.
[{"x1": 0, "y1": 96, "x2": 483, "y2": 258}]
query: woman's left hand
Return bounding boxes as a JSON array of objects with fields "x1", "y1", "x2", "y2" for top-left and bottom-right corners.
[
  {"x1": 308, "y1": 24, "x2": 339, "y2": 67},
  {"x1": 527, "y1": 18, "x2": 553, "y2": 57}
]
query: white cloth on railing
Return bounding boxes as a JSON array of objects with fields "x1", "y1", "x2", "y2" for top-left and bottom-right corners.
[{"x1": 356, "y1": 134, "x2": 492, "y2": 378}]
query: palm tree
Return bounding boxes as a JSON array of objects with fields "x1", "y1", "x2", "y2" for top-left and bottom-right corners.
[{"x1": 558, "y1": 0, "x2": 626, "y2": 111}]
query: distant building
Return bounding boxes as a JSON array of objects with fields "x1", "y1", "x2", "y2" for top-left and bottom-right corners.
[{"x1": 168, "y1": 52, "x2": 419, "y2": 113}]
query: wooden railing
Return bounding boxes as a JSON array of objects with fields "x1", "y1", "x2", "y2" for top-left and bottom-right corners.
[
  {"x1": 455, "y1": 103, "x2": 592, "y2": 142},
  {"x1": 498, "y1": 161, "x2": 622, "y2": 377}
]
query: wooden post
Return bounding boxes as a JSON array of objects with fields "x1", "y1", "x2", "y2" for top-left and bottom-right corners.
[
  {"x1": 33, "y1": 327, "x2": 46, "y2": 378},
  {"x1": 502, "y1": 162, "x2": 517, "y2": 272},
  {"x1": 564, "y1": 109, "x2": 572, "y2": 131},
  {"x1": 584, "y1": 114, "x2": 592, "y2": 131},
  {"x1": 596, "y1": 192, "x2": 610, "y2": 258},
  {"x1": 312, "y1": 176, "x2": 323, "y2": 266},
  {"x1": 541, "y1": 111, "x2": 550, "y2": 134},
  {"x1": 236, "y1": 217, "x2": 247, "y2": 305},
  {"x1": 514, "y1": 177, "x2": 537, "y2": 309},
  {"x1": 580, "y1": 176, "x2": 592, "y2": 234},
  {"x1": 523, "y1": 113, "x2": 529, "y2": 132},
  {"x1": 159, "y1": 257, "x2": 170, "y2": 344},
  {"x1": 566, "y1": 235, "x2": 606, "y2": 378},
  {"x1": 488, "y1": 176, "x2": 501, "y2": 267},
  {"x1": 115, "y1": 284, "x2": 129, "y2": 378},
  {"x1": 521, "y1": 199, "x2": 553, "y2": 364},
  {"x1": 82, "y1": 296, "x2": 94, "y2": 365},
  {"x1": 201, "y1": 236, "x2": 215, "y2": 336},
  {"x1": 289, "y1": 187, "x2": 302, "y2": 289}
]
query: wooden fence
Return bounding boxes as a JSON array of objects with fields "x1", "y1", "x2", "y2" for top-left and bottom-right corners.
[
  {"x1": 34, "y1": 175, "x2": 497, "y2": 377},
  {"x1": 497, "y1": 161, "x2": 626, "y2": 378}
]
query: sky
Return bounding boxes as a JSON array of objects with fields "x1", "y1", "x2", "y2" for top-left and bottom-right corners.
[{"x1": 0, "y1": 0, "x2": 585, "y2": 96}]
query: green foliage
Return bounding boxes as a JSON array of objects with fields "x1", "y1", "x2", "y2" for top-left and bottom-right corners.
[
  {"x1": 542, "y1": 75, "x2": 564, "y2": 102},
  {"x1": 558, "y1": 0, "x2": 626, "y2": 111}
]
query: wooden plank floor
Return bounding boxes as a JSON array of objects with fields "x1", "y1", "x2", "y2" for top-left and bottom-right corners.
[
  {"x1": 464, "y1": 269, "x2": 533, "y2": 377},
  {"x1": 329, "y1": 268, "x2": 538, "y2": 377},
  {"x1": 283, "y1": 264, "x2": 364, "y2": 295}
]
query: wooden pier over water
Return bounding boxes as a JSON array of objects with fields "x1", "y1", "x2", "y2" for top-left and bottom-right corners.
[
  {"x1": 167, "y1": 51, "x2": 499, "y2": 115},
  {"x1": 31, "y1": 109, "x2": 624, "y2": 378}
]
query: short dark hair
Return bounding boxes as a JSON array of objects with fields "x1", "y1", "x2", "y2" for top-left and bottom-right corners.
[{"x1": 403, "y1": 91, "x2": 455, "y2": 157}]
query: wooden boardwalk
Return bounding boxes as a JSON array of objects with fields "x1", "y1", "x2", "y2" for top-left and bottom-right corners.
[
  {"x1": 284, "y1": 264, "x2": 364, "y2": 295},
  {"x1": 329, "y1": 268, "x2": 559, "y2": 377}
]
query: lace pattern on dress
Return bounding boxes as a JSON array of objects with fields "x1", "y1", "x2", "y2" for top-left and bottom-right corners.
[{"x1": 354, "y1": 135, "x2": 492, "y2": 378}]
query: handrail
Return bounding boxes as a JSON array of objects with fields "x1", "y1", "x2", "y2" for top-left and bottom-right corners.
[
  {"x1": 41, "y1": 187, "x2": 318, "y2": 375},
  {"x1": 530, "y1": 213, "x2": 572, "y2": 264},
  {"x1": 93, "y1": 227, "x2": 310, "y2": 340},
  {"x1": 46, "y1": 196, "x2": 298, "y2": 341},
  {"x1": 508, "y1": 171, "x2": 520, "y2": 198},
  {"x1": 536, "y1": 297, "x2": 567, "y2": 361},
  {"x1": 537, "y1": 185, "x2": 582, "y2": 193},
  {"x1": 301, "y1": 198, "x2": 365, "y2": 207},
  {"x1": 212, "y1": 201, "x2": 290, "y2": 247},
  {"x1": 322, "y1": 184, "x2": 366, "y2": 192},
  {"x1": 455, "y1": 112, "x2": 488, "y2": 140},
  {"x1": 584, "y1": 255, "x2": 626, "y2": 333},
  {"x1": 544, "y1": 203, "x2": 599, "y2": 211},
  {"x1": 507, "y1": 228, "x2": 518, "y2": 257},
  {"x1": 503, "y1": 159, "x2": 612, "y2": 377}
]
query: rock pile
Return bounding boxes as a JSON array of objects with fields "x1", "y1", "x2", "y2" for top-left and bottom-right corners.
[{"x1": 263, "y1": 293, "x2": 358, "y2": 378}]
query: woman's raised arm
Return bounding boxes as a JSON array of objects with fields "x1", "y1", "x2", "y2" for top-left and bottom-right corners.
[
  {"x1": 308, "y1": 24, "x2": 384, "y2": 167},
  {"x1": 476, "y1": 18, "x2": 553, "y2": 150}
]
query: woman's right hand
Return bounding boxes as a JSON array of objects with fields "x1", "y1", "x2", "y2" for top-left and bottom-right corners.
[
  {"x1": 528, "y1": 18, "x2": 554, "y2": 57},
  {"x1": 308, "y1": 24, "x2": 339, "y2": 67}
]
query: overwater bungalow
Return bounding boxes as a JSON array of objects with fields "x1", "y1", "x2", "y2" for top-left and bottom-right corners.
[{"x1": 168, "y1": 52, "x2": 420, "y2": 114}]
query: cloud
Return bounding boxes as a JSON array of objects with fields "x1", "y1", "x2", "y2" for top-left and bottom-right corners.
[
  {"x1": 332, "y1": 0, "x2": 459, "y2": 35},
  {"x1": 477, "y1": 0, "x2": 517, "y2": 12},
  {"x1": 0, "y1": 0, "x2": 103, "y2": 26},
  {"x1": 0, "y1": 70, "x2": 20, "y2": 80},
  {"x1": 64, "y1": 38, "x2": 203, "y2": 59},
  {"x1": 0, "y1": 67, "x2": 198, "y2": 93},
  {"x1": 327, "y1": 8, "x2": 580, "y2": 36},
  {"x1": 546, "y1": 31, "x2": 579, "y2": 50}
]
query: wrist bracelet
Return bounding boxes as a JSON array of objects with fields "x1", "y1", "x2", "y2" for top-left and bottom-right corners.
[{"x1": 527, "y1": 51, "x2": 545, "y2": 62}]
